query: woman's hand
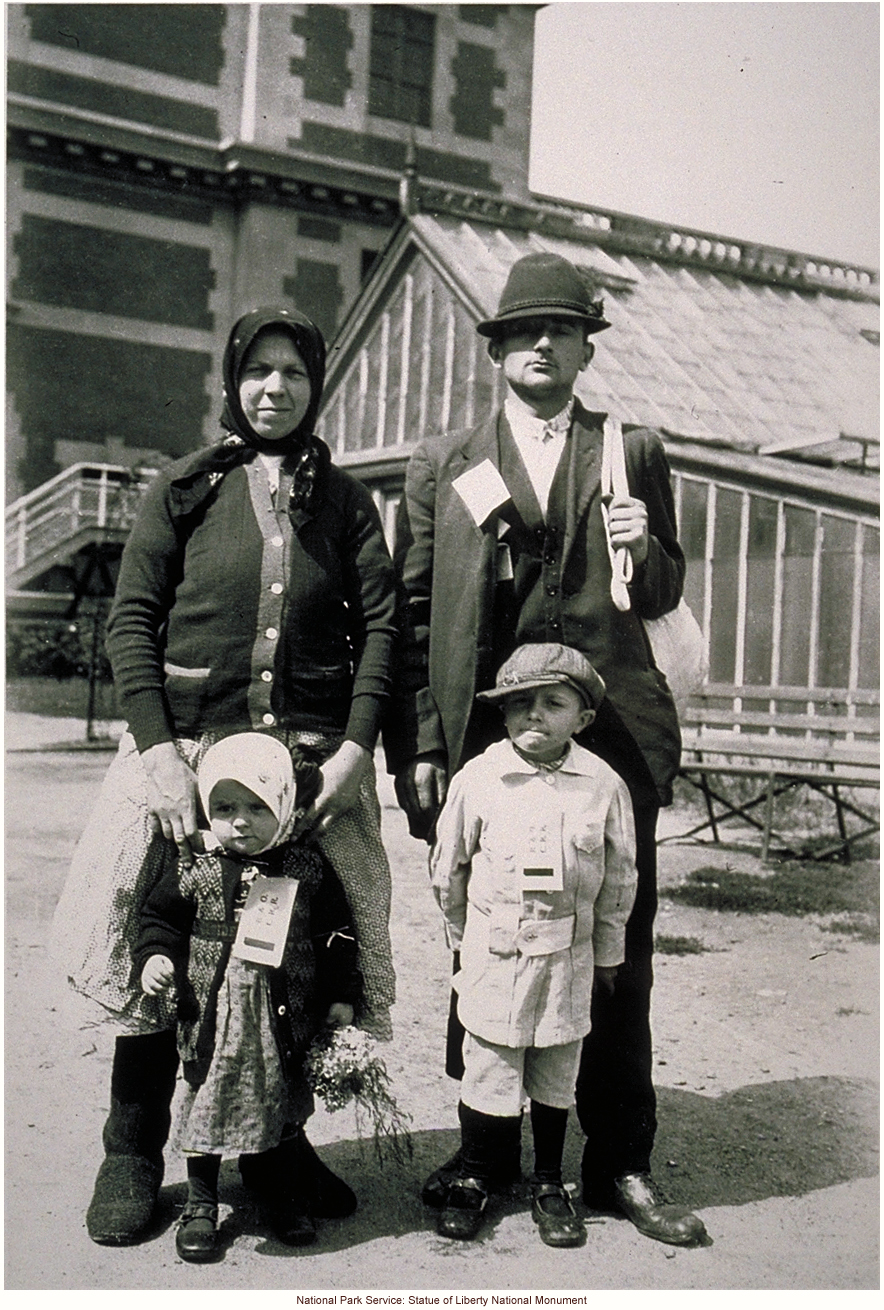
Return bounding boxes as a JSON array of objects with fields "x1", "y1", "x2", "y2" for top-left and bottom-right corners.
[
  {"x1": 141, "y1": 954, "x2": 175, "y2": 996},
  {"x1": 141, "y1": 741, "x2": 202, "y2": 864},
  {"x1": 300, "y1": 740, "x2": 372, "y2": 838},
  {"x1": 325, "y1": 1002, "x2": 354, "y2": 1029},
  {"x1": 606, "y1": 495, "x2": 649, "y2": 566}
]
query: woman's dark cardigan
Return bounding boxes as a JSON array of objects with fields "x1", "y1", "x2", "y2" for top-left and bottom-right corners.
[
  {"x1": 134, "y1": 841, "x2": 362, "y2": 1088},
  {"x1": 106, "y1": 438, "x2": 397, "y2": 754}
]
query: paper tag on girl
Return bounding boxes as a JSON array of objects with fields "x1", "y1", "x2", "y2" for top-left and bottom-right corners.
[{"x1": 232, "y1": 875, "x2": 298, "y2": 968}]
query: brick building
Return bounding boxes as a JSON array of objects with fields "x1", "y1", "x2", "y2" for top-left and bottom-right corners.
[{"x1": 6, "y1": 2, "x2": 538, "y2": 500}]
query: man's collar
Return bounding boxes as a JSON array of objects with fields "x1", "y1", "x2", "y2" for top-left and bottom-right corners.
[{"x1": 504, "y1": 393, "x2": 574, "y2": 437}]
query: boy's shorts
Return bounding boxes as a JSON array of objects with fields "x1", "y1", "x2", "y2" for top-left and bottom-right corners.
[{"x1": 460, "y1": 1031, "x2": 583, "y2": 1116}]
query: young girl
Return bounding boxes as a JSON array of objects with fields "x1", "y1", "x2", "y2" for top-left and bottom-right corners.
[
  {"x1": 136, "y1": 732, "x2": 361, "y2": 1262},
  {"x1": 429, "y1": 644, "x2": 637, "y2": 1248}
]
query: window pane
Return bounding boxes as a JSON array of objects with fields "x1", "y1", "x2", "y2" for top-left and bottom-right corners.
[
  {"x1": 779, "y1": 505, "x2": 815, "y2": 687},
  {"x1": 744, "y1": 495, "x2": 778, "y2": 684},
  {"x1": 708, "y1": 488, "x2": 742, "y2": 682},
  {"x1": 679, "y1": 478, "x2": 707, "y2": 621},
  {"x1": 858, "y1": 526, "x2": 879, "y2": 689},
  {"x1": 817, "y1": 515, "x2": 854, "y2": 688}
]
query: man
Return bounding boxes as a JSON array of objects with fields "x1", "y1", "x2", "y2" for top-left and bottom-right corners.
[{"x1": 387, "y1": 251, "x2": 707, "y2": 1246}]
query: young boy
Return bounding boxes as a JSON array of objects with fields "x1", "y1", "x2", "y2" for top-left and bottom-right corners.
[{"x1": 429, "y1": 643, "x2": 637, "y2": 1247}]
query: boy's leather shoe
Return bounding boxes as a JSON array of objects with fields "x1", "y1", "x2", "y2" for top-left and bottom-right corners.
[
  {"x1": 436, "y1": 1177, "x2": 488, "y2": 1241},
  {"x1": 86, "y1": 1154, "x2": 163, "y2": 1245},
  {"x1": 422, "y1": 1149, "x2": 521, "y2": 1208},
  {"x1": 176, "y1": 1202, "x2": 220, "y2": 1262},
  {"x1": 531, "y1": 1182, "x2": 586, "y2": 1248},
  {"x1": 613, "y1": 1173, "x2": 709, "y2": 1246}
]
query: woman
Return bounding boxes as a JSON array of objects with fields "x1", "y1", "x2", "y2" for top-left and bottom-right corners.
[{"x1": 51, "y1": 307, "x2": 398, "y2": 1245}]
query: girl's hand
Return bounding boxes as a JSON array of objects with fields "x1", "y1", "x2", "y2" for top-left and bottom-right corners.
[
  {"x1": 593, "y1": 965, "x2": 618, "y2": 998},
  {"x1": 325, "y1": 1002, "x2": 355, "y2": 1029},
  {"x1": 606, "y1": 495, "x2": 649, "y2": 566},
  {"x1": 141, "y1": 954, "x2": 176, "y2": 996},
  {"x1": 141, "y1": 741, "x2": 202, "y2": 864},
  {"x1": 299, "y1": 741, "x2": 371, "y2": 838}
]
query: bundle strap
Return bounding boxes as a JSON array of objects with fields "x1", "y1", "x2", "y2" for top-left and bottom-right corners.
[{"x1": 601, "y1": 416, "x2": 633, "y2": 613}]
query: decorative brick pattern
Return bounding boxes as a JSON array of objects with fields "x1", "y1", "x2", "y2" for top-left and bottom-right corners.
[
  {"x1": 297, "y1": 122, "x2": 500, "y2": 192},
  {"x1": 290, "y1": 5, "x2": 353, "y2": 107},
  {"x1": 283, "y1": 260, "x2": 344, "y2": 342},
  {"x1": 7, "y1": 323, "x2": 212, "y2": 491},
  {"x1": 450, "y1": 42, "x2": 505, "y2": 140},
  {"x1": 25, "y1": 3, "x2": 226, "y2": 86},
  {"x1": 13, "y1": 215, "x2": 215, "y2": 329},
  {"x1": 297, "y1": 216, "x2": 342, "y2": 243},
  {"x1": 8, "y1": 60, "x2": 219, "y2": 139},
  {"x1": 23, "y1": 166, "x2": 214, "y2": 226},
  {"x1": 459, "y1": 6, "x2": 501, "y2": 29}
]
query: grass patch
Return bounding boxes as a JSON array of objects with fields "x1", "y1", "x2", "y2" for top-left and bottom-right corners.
[
  {"x1": 654, "y1": 934, "x2": 712, "y2": 956},
  {"x1": 6, "y1": 676, "x2": 119, "y2": 719},
  {"x1": 666, "y1": 862, "x2": 879, "y2": 924}
]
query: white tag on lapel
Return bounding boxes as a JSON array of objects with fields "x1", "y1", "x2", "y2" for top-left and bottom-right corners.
[{"x1": 453, "y1": 459, "x2": 511, "y2": 527}]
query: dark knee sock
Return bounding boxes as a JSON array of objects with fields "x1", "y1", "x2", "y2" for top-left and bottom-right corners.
[
  {"x1": 186, "y1": 1154, "x2": 221, "y2": 1206},
  {"x1": 531, "y1": 1101, "x2": 569, "y2": 1184}
]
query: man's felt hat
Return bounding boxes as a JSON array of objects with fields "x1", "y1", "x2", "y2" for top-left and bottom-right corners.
[
  {"x1": 476, "y1": 642, "x2": 606, "y2": 709},
  {"x1": 475, "y1": 251, "x2": 611, "y2": 338}
]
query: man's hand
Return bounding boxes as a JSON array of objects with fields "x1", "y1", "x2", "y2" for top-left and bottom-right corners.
[
  {"x1": 325, "y1": 1002, "x2": 355, "y2": 1029},
  {"x1": 141, "y1": 741, "x2": 202, "y2": 864},
  {"x1": 296, "y1": 740, "x2": 371, "y2": 839},
  {"x1": 141, "y1": 954, "x2": 176, "y2": 996},
  {"x1": 394, "y1": 752, "x2": 448, "y2": 842},
  {"x1": 593, "y1": 965, "x2": 618, "y2": 998},
  {"x1": 606, "y1": 495, "x2": 649, "y2": 566}
]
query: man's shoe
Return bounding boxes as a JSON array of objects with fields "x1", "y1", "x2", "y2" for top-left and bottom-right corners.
[
  {"x1": 176, "y1": 1202, "x2": 220, "y2": 1262},
  {"x1": 613, "y1": 1173, "x2": 709, "y2": 1247},
  {"x1": 436, "y1": 1177, "x2": 488, "y2": 1241},
  {"x1": 531, "y1": 1181, "x2": 586, "y2": 1249},
  {"x1": 269, "y1": 1197, "x2": 318, "y2": 1247},
  {"x1": 86, "y1": 1154, "x2": 163, "y2": 1245}
]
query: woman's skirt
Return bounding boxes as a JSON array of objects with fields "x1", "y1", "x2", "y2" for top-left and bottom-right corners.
[{"x1": 50, "y1": 728, "x2": 395, "y2": 1039}]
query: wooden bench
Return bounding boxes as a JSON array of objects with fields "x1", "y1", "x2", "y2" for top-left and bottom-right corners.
[{"x1": 669, "y1": 684, "x2": 880, "y2": 862}]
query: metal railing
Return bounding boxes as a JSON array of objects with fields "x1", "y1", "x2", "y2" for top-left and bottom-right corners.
[{"x1": 5, "y1": 462, "x2": 155, "y2": 585}]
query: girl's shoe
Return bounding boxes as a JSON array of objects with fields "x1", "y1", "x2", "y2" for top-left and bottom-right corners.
[
  {"x1": 436, "y1": 1177, "x2": 488, "y2": 1241},
  {"x1": 531, "y1": 1182, "x2": 586, "y2": 1248},
  {"x1": 176, "y1": 1202, "x2": 220, "y2": 1262}
]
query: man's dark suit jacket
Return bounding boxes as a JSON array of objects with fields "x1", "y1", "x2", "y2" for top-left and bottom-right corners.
[{"x1": 387, "y1": 399, "x2": 684, "y2": 807}]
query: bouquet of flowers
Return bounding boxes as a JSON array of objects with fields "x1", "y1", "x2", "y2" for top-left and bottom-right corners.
[{"x1": 306, "y1": 1025, "x2": 413, "y2": 1166}]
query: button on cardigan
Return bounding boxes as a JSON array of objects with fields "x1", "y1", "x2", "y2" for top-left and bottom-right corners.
[{"x1": 106, "y1": 445, "x2": 397, "y2": 753}]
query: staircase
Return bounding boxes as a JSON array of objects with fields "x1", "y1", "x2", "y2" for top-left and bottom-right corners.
[{"x1": 5, "y1": 463, "x2": 154, "y2": 596}]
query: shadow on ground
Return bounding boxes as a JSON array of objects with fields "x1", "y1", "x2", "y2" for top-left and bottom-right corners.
[{"x1": 146, "y1": 1075, "x2": 878, "y2": 1254}]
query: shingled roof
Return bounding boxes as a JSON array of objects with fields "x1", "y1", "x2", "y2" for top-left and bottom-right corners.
[{"x1": 395, "y1": 208, "x2": 879, "y2": 472}]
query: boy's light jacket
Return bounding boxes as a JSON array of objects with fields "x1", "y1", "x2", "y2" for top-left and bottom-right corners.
[{"x1": 430, "y1": 739, "x2": 637, "y2": 1048}]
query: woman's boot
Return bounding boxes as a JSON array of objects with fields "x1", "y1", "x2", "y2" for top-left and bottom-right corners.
[{"x1": 86, "y1": 1030, "x2": 179, "y2": 1244}]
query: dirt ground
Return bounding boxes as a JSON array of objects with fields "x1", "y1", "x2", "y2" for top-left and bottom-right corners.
[{"x1": 4, "y1": 714, "x2": 879, "y2": 1293}]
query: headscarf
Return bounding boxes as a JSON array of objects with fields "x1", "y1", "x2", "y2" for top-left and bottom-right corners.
[
  {"x1": 198, "y1": 732, "x2": 297, "y2": 854},
  {"x1": 220, "y1": 306, "x2": 326, "y2": 455},
  {"x1": 166, "y1": 307, "x2": 329, "y2": 523}
]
